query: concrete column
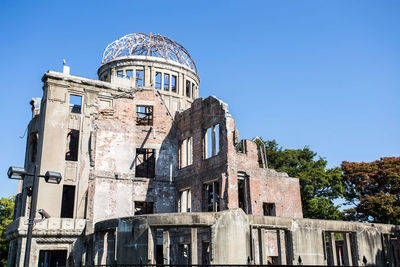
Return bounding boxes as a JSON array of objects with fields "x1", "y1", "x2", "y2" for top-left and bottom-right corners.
[
  {"x1": 328, "y1": 232, "x2": 337, "y2": 266},
  {"x1": 145, "y1": 65, "x2": 151, "y2": 87},
  {"x1": 163, "y1": 230, "x2": 170, "y2": 264},
  {"x1": 277, "y1": 230, "x2": 287, "y2": 265},
  {"x1": 343, "y1": 233, "x2": 352, "y2": 266},
  {"x1": 191, "y1": 228, "x2": 198, "y2": 264},
  {"x1": 148, "y1": 227, "x2": 154, "y2": 263}
]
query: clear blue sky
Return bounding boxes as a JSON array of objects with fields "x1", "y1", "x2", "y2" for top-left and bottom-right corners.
[{"x1": 0, "y1": 0, "x2": 399, "y2": 198}]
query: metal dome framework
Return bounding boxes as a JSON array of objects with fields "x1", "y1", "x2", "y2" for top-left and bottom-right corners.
[{"x1": 102, "y1": 33, "x2": 197, "y2": 73}]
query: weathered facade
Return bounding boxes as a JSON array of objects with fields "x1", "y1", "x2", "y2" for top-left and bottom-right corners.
[{"x1": 6, "y1": 33, "x2": 400, "y2": 266}]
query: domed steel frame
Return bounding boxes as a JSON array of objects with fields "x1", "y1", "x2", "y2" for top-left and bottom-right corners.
[{"x1": 102, "y1": 33, "x2": 197, "y2": 73}]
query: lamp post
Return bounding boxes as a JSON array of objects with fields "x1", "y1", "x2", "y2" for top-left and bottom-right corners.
[{"x1": 7, "y1": 165, "x2": 62, "y2": 267}]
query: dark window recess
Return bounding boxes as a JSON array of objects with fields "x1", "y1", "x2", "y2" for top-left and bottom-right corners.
[
  {"x1": 38, "y1": 250, "x2": 67, "y2": 267},
  {"x1": 65, "y1": 129, "x2": 79, "y2": 161},
  {"x1": 155, "y1": 245, "x2": 163, "y2": 264},
  {"x1": 203, "y1": 181, "x2": 220, "y2": 212},
  {"x1": 30, "y1": 133, "x2": 38, "y2": 163},
  {"x1": 69, "y1": 94, "x2": 82, "y2": 113},
  {"x1": 186, "y1": 80, "x2": 191, "y2": 98},
  {"x1": 60, "y1": 185, "x2": 75, "y2": 218},
  {"x1": 177, "y1": 244, "x2": 191, "y2": 264},
  {"x1": 136, "y1": 70, "x2": 144, "y2": 87},
  {"x1": 164, "y1": 73, "x2": 170, "y2": 91},
  {"x1": 135, "y1": 148, "x2": 155, "y2": 178},
  {"x1": 263, "y1": 202, "x2": 276, "y2": 216},
  {"x1": 134, "y1": 201, "x2": 154, "y2": 215},
  {"x1": 171, "y1": 75, "x2": 177, "y2": 92},
  {"x1": 155, "y1": 72, "x2": 162, "y2": 89},
  {"x1": 238, "y1": 178, "x2": 245, "y2": 210},
  {"x1": 202, "y1": 242, "x2": 210, "y2": 265},
  {"x1": 238, "y1": 173, "x2": 250, "y2": 214},
  {"x1": 136, "y1": 106, "x2": 153, "y2": 126}
]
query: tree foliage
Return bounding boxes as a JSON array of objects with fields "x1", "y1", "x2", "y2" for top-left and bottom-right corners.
[
  {"x1": 254, "y1": 138, "x2": 344, "y2": 220},
  {"x1": 342, "y1": 157, "x2": 400, "y2": 224},
  {"x1": 0, "y1": 196, "x2": 14, "y2": 267}
]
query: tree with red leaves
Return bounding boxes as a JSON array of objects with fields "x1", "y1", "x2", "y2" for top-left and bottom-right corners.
[{"x1": 342, "y1": 157, "x2": 400, "y2": 224}]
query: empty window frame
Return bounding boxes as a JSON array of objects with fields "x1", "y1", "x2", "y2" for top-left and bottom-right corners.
[
  {"x1": 136, "y1": 70, "x2": 144, "y2": 87},
  {"x1": 135, "y1": 148, "x2": 155, "y2": 178},
  {"x1": 171, "y1": 75, "x2": 177, "y2": 93},
  {"x1": 164, "y1": 73, "x2": 170, "y2": 91},
  {"x1": 134, "y1": 201, "x2": 154, "y2": 215},
  {"x1": 178, "y1": 189, "x2": 191, "y2": 213},
  {"x1": 60, "y1": 185, "x2": 75, "y2": 218},
  {"x1": 203, "y1": 181, "x2": 220, "y2": 212},
  {"x1": 38, "y1": 250, "x2": 67, "y2": 267},
  {"x1": 180, "y1": 136, "x2": 193, "y2": 168},
  {"x1": 126, "y1": 69, "x2": 133, "y2": 79},
  {"x1": 65, "y1": 129, "x2": 79, "y2": 161},
  {"x1": 238, "y1": 172, "x2": 249, "y2": 213},
  {"x1": 69, "y1": 94, "x2": 82, "y2": 114},
  {"x1": 30, "y1": 132, "x2": 38, "y2": 163},
  {"x1": 263, "y1": 202, "x2": 276, "y2": 216},
  {"x1": 117, "y1": 70, "x2": 124, "y2": 78},
  {"x1": 136, "y1": 106, "x2": 153, "y2": 126},
  {"x1": 186, "y1": 80, "x2": 191, "y2": 98},
  {"x1": 204, "y1": 124, "x2": 220, "y2": 159},
  {"x1": 177, "y1": 244, "x2": 191, "y2": 264},
  {"x1": 155, "y1": 72, "x2": 162, "y2": 89}
]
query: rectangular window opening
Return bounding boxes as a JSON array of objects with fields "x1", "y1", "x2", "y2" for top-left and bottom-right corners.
[
  {"x1": 204, "y1": 124, "x2": 220, "y2": 159},
  {"x1": 117, "y1": 70, "x2": 124, "y2": 78},
  {"x1": 164, "y1": 74, "x2": 170, "y2": 91},
  {"x1": 136, "y1": 106, "x2": 153, "y2": 126},
  {"x1": 126, "y1": 70, "x2": 133, "y2": 79},
  {"x1": 263, "y1": 202, "x2": 276, "y2": 216},
  {"x1": 171, "y1": 75, "x2": 177, "y2": 92},
  {"x1": 65, "y1": 129, "x2": 79, "y2": 161},
  {"x1": 69, "y1": 94, "x2": 82, "y2": 114},
  {"x1": 136, "y1": 70, "x2": 144, "y2": 87},
  {"x1": 135, "y1": 148, "x2": 155, "y2": 178},
  {"x1": 155, "y1": 72, "x2": 162, "y2": 89},
  {"x1": 179, "y1": 189, "x2": 191, "y2": 213},
  {"x1": 61, "y1": 185, "x2": 75, "y2": 218},
  {"x1": 186, "y1": 80, "x2": 191, "y2": 98},
  {"x1": 180, "y1": 136, "x2": 193, "y2": 168},
  {"x1": 134, "y1": 201, "x2": 154, "y2": 215},
  {"x1": 178, "y1": 244, "x2": 191, "y2": 264},
  {"x1": 203, "y1": 181, "x2": 220, "y2": 212},
  {"x1": 39, "y1": 250, "x2": 67, "y2": 267}
]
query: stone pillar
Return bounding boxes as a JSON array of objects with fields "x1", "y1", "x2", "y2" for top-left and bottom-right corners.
[
  {"x1": 343, "y1": 233, "x2": 352, "y2": 266},
  {"x1": 163, "y1": 230, "x2": 170, "y2": 264},
  {"x1": 148, "y1": 227, "x2": 154, "y2": 263},
  {"x1": 145, "y1": 65, "x2": 151, "y2": 87},
  {"x1": 191, "y1": 228, "x2": 198, "y2": 264},
  {"x1": 328, "y1": 232, "x2": 337, "y2": 266},
  {"x1": 277, "y1": 230, "x2": 287, "y2": 265}
]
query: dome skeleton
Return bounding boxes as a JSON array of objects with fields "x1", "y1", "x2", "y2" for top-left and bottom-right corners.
[{"x1": 102, "y1": 33, "x2": 197, "y2": 73}]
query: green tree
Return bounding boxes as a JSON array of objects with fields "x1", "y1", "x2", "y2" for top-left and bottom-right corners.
[
  {"x1": 254, "y1": 139, "x2": 344, "y2": 220},
  {"x1": 0, "y1": 196, "x2": 14, "y2": 267},
  {"x1": 342, "y1": 157, "x2": 400, "y2": 224}
]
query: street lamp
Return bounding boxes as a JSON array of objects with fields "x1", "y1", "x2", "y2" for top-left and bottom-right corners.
[{"x1": 7, "y1": 165, "x2": 62, "y2": 267}]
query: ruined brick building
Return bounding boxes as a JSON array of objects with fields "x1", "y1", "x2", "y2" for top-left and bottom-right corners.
[{"x1": 5, "y1": 33, "x2": 400, "y2": 266}]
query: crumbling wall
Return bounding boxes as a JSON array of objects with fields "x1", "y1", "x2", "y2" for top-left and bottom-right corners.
[
  {"x1": 88, "y1": 89, "x2": 178, "y2": 222},
  {"x1": 176, "y1": 96, "x2": 230, "y2": 212}
]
